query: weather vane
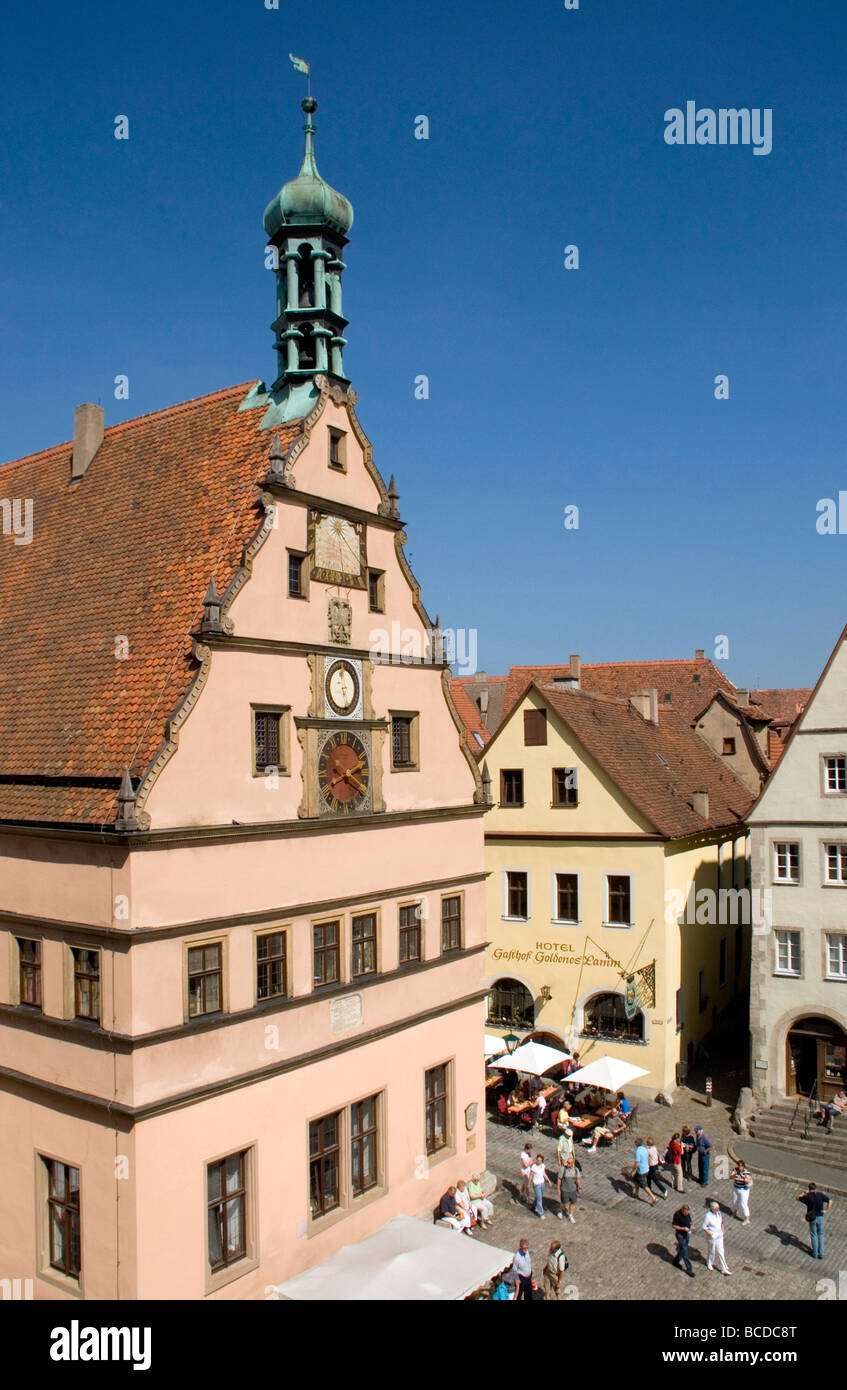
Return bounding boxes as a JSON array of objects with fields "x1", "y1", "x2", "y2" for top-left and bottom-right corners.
[{"x1": 289, "y1": 53, "x2": 311, "y2": 98}]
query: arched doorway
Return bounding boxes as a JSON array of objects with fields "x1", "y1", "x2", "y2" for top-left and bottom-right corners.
[
  {"x1": 524, "y1": 1029, "x2": 567, "y2": 1051},
  {"x1": 786, "y1": 1016, "x2": 847, "y2": 1099},
  {"x1": 486, "y1": 978, "x2": 534, "y2": 1029}
]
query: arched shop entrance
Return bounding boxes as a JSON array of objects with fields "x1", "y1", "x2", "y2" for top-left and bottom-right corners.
[{"x1": 785, "y1": 1016, "x2": 847, "y2": 1099}]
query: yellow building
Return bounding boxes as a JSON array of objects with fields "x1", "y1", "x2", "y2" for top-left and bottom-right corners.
[{"x1": 477, "y1": 678, "x2": 753, "y2": 1093}]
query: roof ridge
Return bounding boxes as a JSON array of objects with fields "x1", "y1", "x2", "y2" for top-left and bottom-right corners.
[{"x1": 1, "y1": 380, "x2": 259, "y2": 473}]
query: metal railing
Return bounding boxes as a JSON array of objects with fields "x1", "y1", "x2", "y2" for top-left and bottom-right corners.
[{"x1": 789, "y1": 1081, "x2": 818, "y2": 1140}]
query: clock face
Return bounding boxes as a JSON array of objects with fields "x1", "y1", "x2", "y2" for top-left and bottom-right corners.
[
  {"x1": 326, "y1": 659, "x2": 360, "y2": 716},
  {"x1": 318, "y1": 731, "x2": 370, "y2": 813}
]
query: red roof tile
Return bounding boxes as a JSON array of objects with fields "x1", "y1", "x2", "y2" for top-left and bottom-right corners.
[{"x1": 0, "y1": 384, "x2": 301, "y2": 825}]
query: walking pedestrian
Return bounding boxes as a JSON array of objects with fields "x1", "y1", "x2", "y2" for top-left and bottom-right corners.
[
  {"x1": 630, "y1": 1139, "x2": 659, "y2": 1205},
  {"x1": 512, "y1": 1238, "x2": 534, "y2": 1300},
  {"x1": 556, "y1": 1127, "x2": 573, "y2": 1218},
  {"x1": 530, "y1": 1152, "x2": 554, "y2": 1218},
  {"x1": 646, "y1": 1136, "x2": 669, "y2": 1198},
  {"x1": 559, "y1": 1155, "x2": 580, "y2": 1223},
  {"x1": 543, "y1": 1239, "x2": 569, "y2": 1299},
  {"x1": 694, "y1": 1126, "x2": 714, "y2": 1186},
  {"x1": 671, "y1": 1202, "x2": 695, "y2": 1277},
  {"x1": 702, "y1": 1200, "x2": 732, "y2": 1275},
  {"x1": 520, "y1": 1141, "x2": 533, "y2": 1201},
  {"x1": 668, "y1": 1132, "x2": 685, "y2": 1192},
  {"x1": 680, "y1": 1125, "x2": 696, "y2": 1182},
  {"x1": 730, "y1": 1160, "x2": 752, "y2": 1224},
  {"x1": 797, "y1": 1182, "x2": 832, "y2": 1260}
]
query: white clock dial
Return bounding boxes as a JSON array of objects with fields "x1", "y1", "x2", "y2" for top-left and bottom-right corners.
[{"x1": 325, "y1": 659, "x2": 360, "y2": 716}]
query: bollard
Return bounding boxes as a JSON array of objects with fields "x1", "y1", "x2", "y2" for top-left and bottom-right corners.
[{"x1": 706, "y1": 1076, "x2": 713, "y2": 1107}]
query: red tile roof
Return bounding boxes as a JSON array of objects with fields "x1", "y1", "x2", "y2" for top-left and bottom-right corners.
[
  {"x1": 0, "y1": 384, "x2": 301, "y2": 826},
  {"x1": 449, "y1": 679, "x2": 491, "y2": 752},
  {"x1": 535, "y1": 683, "x2": 753, "y2": 836}
]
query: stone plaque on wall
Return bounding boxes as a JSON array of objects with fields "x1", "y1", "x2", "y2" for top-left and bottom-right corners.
[{"x1": 330, "y1": 993, "x2": 363, "y2": 1034}]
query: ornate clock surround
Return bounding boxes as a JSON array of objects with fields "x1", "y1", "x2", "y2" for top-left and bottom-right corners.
[
  {"x1": 296, "y1": 652, "x2": 386, "y2": 817},
  {"x1": 308, "y1": 508, "x2": 368, "y2": 589}
]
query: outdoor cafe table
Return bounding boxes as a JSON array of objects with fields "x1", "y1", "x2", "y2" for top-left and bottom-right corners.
[
  {"x1": 565, "y1": 1114, "x2": 600, "y2": 1133},
  {"x1": 506, "y1": 1084, "x2": 558, "y2": 1115}
]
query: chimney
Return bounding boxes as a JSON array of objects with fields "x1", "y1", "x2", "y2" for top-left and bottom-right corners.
[
  {"x1": 695, "y1": 648, "x2": 705, "y2": 659},
  {"x1": 71, "y1": 403, "x2": 104, "y2": 481},
  {"x1": 629, "y1": 688, "x2": 659, "y2": 724},
  {"x1": 569, "y1": 654, "x2": 580, "y2": 683},
  {"x1": 735, "y1": 688, "x2": 749, "y2": 708},
  {"x1": 692, "y1": 791, "x2": 709, "y2": 820},
  {"x1": 476, "y1": 672, "x2": 487, "y2": 681}
]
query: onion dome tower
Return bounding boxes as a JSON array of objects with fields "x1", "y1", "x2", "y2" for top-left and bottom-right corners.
[{"x1": 244, "y1": 93, "x2": 354, "y2": 427}]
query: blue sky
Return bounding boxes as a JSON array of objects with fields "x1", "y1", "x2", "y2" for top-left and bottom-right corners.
[{"x1": 2, "y1": 0, "x2": 845, "y2": 688}]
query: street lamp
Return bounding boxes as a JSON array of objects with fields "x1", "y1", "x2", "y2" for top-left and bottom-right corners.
[{"x1": 503, "y1": 1032, "x2": 519, "y2": 1054}]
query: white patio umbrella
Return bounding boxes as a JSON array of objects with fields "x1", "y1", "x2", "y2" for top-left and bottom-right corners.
[
  {"x1": 489, "y1": 1040, "x2": 570, "y2": 1076},
  {"x1": 563, "y1": 1056, "x2": 649, "y2": 1091},
  {"x1": 484, "y1": 1033, "x2": 508, "y2": 1058}
]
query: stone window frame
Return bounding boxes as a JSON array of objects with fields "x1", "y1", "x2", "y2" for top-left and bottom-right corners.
[
  {"x1": 603, "y1": 872, "x2": 634, "y2": 929},
  {"x1": 823, "y1": 931, "x2": 847, "y2": 982},
  {"x1": 287, "y1": 549, "x2": 310, "y2": 600},
  {"x1": 389, "y1": 710, "x2": 420, "y2": 772},
  {"x1": 306, "y1": 1091, "x2": 387, "y2": 1240},
  {"x1": 502, "y1": 867, "x2": 530, "y2": 922},
  {"x1": 327, "y1": 426, "x2": 347, "y2": 472},
  {"x1": 820, "y1": 753, "x2": 847, "y2": 796},
  {"x1": 34, "y1": 1150, "x2": 84, "y2": 1299},
  {"x1": 423, "y1": 1057, "x2": 455, "y2": 1169},
  {"x1": 773, "y1": 927, "x2": 803, "y2": 978},
  {"x1": 9, "y1": 933, "x2": 43, "y2": 1010},
  {"x1": 770, "y1": 838, "x2": 801, "y2": 885},
  {"x1": 253, "y1": 925, "x2": 291, "y2": 1005},
  {"x1": 549, "y1": 868, "x2": 581, "y2": 925},
  {"x1": 203, "y1": 1143, "x2": 259, "y2": 1296},
  {"x1": 183, "y1": 935, "x2": 229, "y2": 1023},
  {"x1": 819, "y1": 838, "x2": 847, "y2": 887},
  {"x1": 250, "y1": 703, "x2": 292, "y2": 780}
]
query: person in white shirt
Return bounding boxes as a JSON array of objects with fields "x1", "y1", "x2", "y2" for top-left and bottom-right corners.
[
  {"x1": 702, "y1": 1200, "x2": 731, "y2": 1274},
  {"x1": 520, "y1": 1143, "x2": 534, "y2": 1200},
  {"x1": 455, "y1": 1180, "x2": 474, "y2": 1226}
]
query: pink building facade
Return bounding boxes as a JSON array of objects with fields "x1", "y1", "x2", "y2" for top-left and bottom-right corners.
[{"x1": 0, "y1": 100, "x2": 486, "y2": 1299}]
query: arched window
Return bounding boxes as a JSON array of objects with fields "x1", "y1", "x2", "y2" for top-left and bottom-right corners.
[
  {"x1": 583, "y1": 992, "x2": 644, "y2": 1042},
  {"x1": 297, "y1": 244, "x2": 315, "y2": 307},
  {"x1": 298, "y1": 322, "x2": 316, "y2": 370},
  {"x1": 487, "y1": 978, "x2": 534, "y2": 1028}
]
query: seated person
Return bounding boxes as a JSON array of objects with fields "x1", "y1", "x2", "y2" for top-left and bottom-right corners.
[
  {"x1": 616, "y1": 1091, "x2": 631, "y2": 1116},
  {"x1": 467, "y1": 1174, "x2": 495, "y2": 1227},
  {"x1": 455, "y1": 1179, "x2": 475, "y2": 1226},
  {"x1": 438, "y1": 1185, "x2": 472, "y2": 1233},
  {"x1": 534, "y1": 1089, "x2": 548, "y2": 1121},
  {"x1": 582, "y1": 1106, "x2": 625, "y2": 1151},
  {"x1": 816, "y1": 1089, "x2": 847, "y2": 1131},
  {"x1": 555, "y1": 1101, "x2": 573, "y2": 1131}
]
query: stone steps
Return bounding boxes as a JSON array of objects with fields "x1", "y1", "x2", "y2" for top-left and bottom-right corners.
[{"x1": 749, "y1": 1103, "x2": 847, "y2": 1171}]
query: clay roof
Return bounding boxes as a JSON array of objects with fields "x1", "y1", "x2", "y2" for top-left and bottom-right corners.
[
  {"x1": 0, "y1": 384, "x2": 300, "y2": 826},
  {"x1": 749, "y1": 688, "x2": 812, "y2": 725},
  {"x1": 449, "y1": 679, "x2": 491, "y2": 753},
  {"x1": 479, "y1": 657, "x2": 738, "y2": 735},
  {"x1": 535, "y1": 683, "x2": 753, "y2": 837}
]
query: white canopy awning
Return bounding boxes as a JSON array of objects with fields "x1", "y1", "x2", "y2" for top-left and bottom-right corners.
[
  {"x1": 271, "y1": 1214, "x2": 514, "y2": 1301},
  {"x1": 485, "y1": 1033, "x2": 508, "y2": 1057},
  {"x1": 489, "y1": 1040, "x2": 570, "y2": 1076},
  {"x1": 564, "y1": 1056, "x2": 649, "y2": 1091}
]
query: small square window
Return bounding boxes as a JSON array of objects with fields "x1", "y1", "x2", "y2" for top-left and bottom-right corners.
[
  {"x1": 722, "y1": 737, "x2": 736, "y2": 756},
  {"x1": 253, "y1": 708, "x2": 289, "y2": 776},
  {"x1": 368, "y1": 569, "x2": 385, "y2": 613},
  {"x1": 328, "y1": 428, "x2": 347, "y2": 470},
  {"x1": 500, "y1": 769, "x2": 524, "y2": 806}
]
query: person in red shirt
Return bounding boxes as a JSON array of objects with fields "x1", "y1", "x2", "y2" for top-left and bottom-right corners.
[{"x1": 669, "y1": 1132, "x2": 685, "y2": 1192}]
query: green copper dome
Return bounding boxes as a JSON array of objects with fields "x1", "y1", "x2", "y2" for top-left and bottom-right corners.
[{"x1": 263, "y1": 98, "x2": 353, "y2": 238}]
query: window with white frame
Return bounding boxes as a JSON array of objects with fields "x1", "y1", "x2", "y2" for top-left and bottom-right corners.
[
  {"x1": 774, "y1": 929, "x2": 801, "y2": 976},
  {"x1": 824, "y1": 843, "x2": 847, "y2": 884},
  {"x1": 826, "y1": 934, "x2": 847, "y2": 979},
  {"x1": 773, "y1": 842, "x2": 800, "y2": 883},
  {"x1": 824, "y1": 756, "x2": 847, "y2": 793},
  {"x1": 605, "y1": 874, "x2": 633, "y2": 927},
  {"x1": 504, "y1": 870, "x2": 529, "y2": 919}
]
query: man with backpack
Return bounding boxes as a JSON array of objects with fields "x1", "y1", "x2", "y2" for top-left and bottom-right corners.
[{"x1": 544, "y1": 1239, "x2": 569, "y2": 1299}]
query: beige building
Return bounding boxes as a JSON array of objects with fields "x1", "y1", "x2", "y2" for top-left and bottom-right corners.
[
  {"x1": 749, "y1": 624, "x2": 847, "y2": 1106},
  {"x1": 472, "y1": 675, "x2": 753, "y2": 1093}
]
